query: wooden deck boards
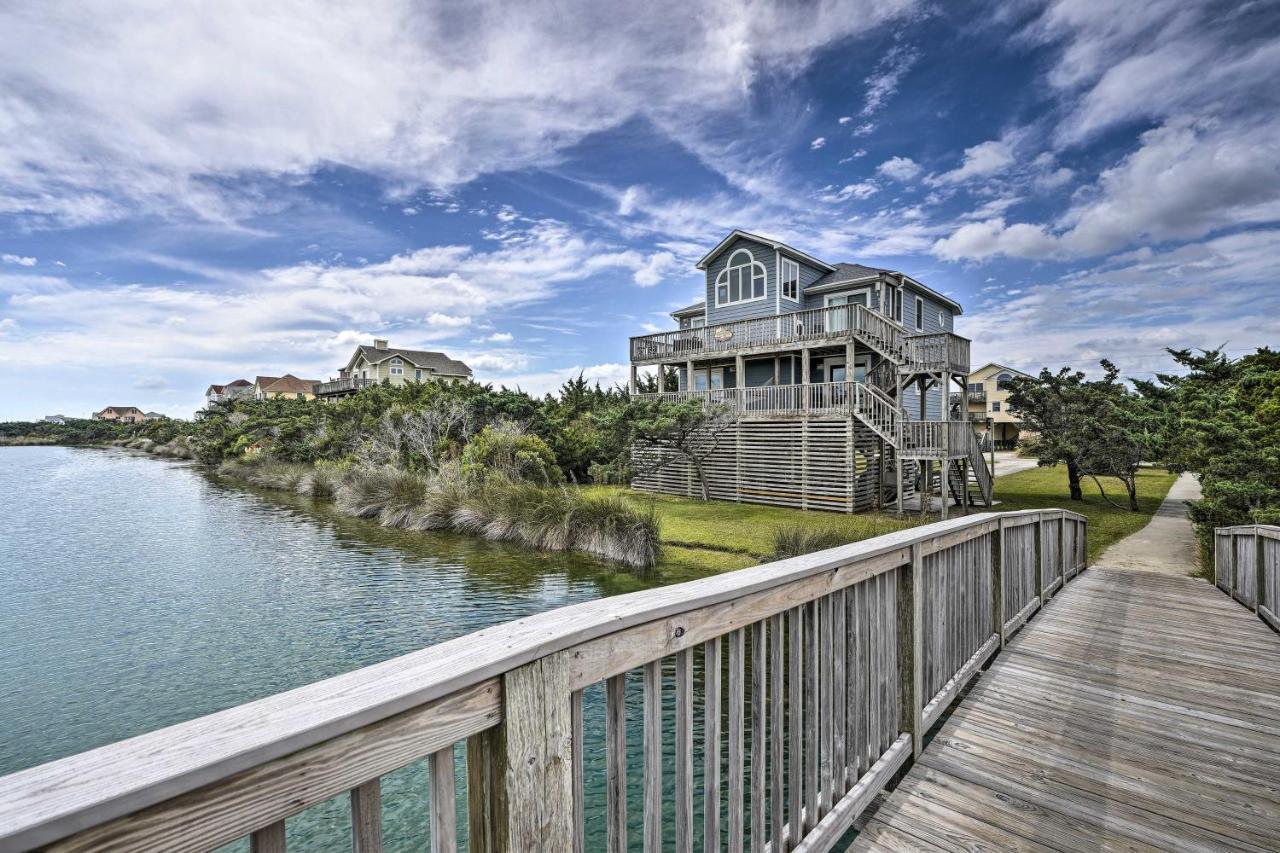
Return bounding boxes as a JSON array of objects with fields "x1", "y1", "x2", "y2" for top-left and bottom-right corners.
[{"x1": 851, "y1": 568, "x2": 1280, "y2": 852}]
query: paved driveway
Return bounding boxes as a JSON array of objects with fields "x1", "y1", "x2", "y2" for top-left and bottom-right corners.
[{"x1": 991, "y1": 451, "x2": 1039, "y2": 478}]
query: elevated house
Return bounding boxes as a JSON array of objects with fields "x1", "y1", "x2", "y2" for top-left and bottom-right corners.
[
  {"x1": 204, "y1": 379, "x2": 253, "y2": 408},
  {"x1": 628, "y1": 229, "x2": 991, "y2": 515},
  {"x1": 316, "y1": 339, "x2": 472, "y2": 399},
  {"x1": 960, "y1": 362, "x2": 1032, "y2": 450}
]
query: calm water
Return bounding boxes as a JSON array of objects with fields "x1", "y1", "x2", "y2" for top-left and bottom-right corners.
[{"x1": 0, "y1": 446, "x2": 677, "y2": 850}]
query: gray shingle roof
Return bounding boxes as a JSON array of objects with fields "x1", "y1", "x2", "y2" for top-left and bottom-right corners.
[
  {"x1": 670, "y1": 300, "x2": 706, "y2": 317},
  {"x1": 809, "y1": 263, "x2": 893, "y2": 287},
  {"x1": 354, "y1": 346, "x2": 472, "y2": 376}
]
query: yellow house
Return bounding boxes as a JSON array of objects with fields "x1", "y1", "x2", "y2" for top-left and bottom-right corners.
[
  {"x1": 252, "y1": 374, "x2": 321, "y2": 401},
  {"x1": 964, "y1": 362, "x2": 1033, "y2": 449},
  {"x1": 316, "y1": 339, "x2": 472, "y2": 398}
]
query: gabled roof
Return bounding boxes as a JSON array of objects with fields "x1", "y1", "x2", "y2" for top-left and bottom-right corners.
[
  {"x1": 348, "y1": 346, "x2": 472, "y2": 376},
  {"x1": 695, "y1": 230, "x2": 836, "y2": 272},
  {"x1": 807, "y1": 263, "x2": 964, "y2": 314},
  {"x1": 262, "y1": 374, "x2": 321, "y2": 394},
  {"x1": 670, "y1": 300, "x2": 706, "y2": 318},
  {"x1": 98, "y1": 406, "x2": 143, "y2": 414},
  {"x1": 970, "y1": 362, "x2": 1033, "y2": 380},
  {"x1": 144, "y1": 412, "x2": 165, "y2": 418},
  {"x1": 253, "y1": 375, "x2": 281, "y2": 389},
  {"x1": 226, "y1": 379, "x2": 252, "y2": 388},
  {"x1": 206, "y1": 384, "x2": 226, "y2": 395}
]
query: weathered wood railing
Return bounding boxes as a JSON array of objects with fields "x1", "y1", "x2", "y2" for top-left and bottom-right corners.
[
  {"x1": 899, "y1": 419, "x2": 973, "y2": 460},
  {"x1": 1214, "y1": 524, "x2": 1280, "y2": 632},
  {"x1": 0, "y1": 510, "x2": 1087, "y2": 853}
]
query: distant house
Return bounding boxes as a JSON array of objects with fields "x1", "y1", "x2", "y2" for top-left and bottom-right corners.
[
  {"x1": 143, "y1": 412, "x2": 167, "y2": 421},
  {"x1": 205, "y1": 379, "x2": 253, "y2": 408},
  {"x1": 42, "y1": 414, "x2": 69, "y2": 424},
  {"x1": 253, "y1": 374, "x2": 322, "y2": 401},
  {"x1": 962, "y1": 363, "x2": 1033, "y2": 450},
  {"x1": 93, "y1": 406, "x2": 146, "y2": 423},
  {"x1": 316, "y1": 339, "x2": 472, "y2": 399}
]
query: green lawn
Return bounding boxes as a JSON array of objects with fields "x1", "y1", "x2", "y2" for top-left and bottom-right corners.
[{"x1": 590, "y1": 464, "x2": 1178, "y2": 578}]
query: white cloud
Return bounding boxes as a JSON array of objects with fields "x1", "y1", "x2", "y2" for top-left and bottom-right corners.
[
  {"x1": 2, "y1": 254, "x2": 36, "y2": 266},
  {"x1": 838, "y1": 116, "x2": 852, "y2": 124},
  {"x1": 851, "y1": 122, "x2": 876, "y2": 136},
  {"x1": 933, "y1": 119, "x2": 1280, "y2": 261},
  {"x1": 810, "y1": 137, "x2": 827, "y2": 150},
  {"x1": 820, "y1": 181, "x2": 880, "y2": 202},
  {"x1": 861, "y1": 44, "x2": 918, "y2": 116},
  {"x1": 0, "y1": 0, "x2": 921, "y2": 227},
  {"x1": 484, "y1": 331, "x2": 514, "y2": 343},
  {"x1": 877, "y1": 156, "x2": 921, "y2": 181},
  {"x1": 496, "y1": 362, "x2": 631, "y2": 395},
  {"x1": 401, "y1": 207, "x2": 418, "y2": 216},
  {"x1": 928, "y1": 139, "x2": 1015, "y2": 185}
]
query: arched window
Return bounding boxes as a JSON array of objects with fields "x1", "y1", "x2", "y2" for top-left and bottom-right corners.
[
  {"x1": 715, "y1": 249, "x2": 766, "y2": 306},
  {"x1": 996, "y1": 371, "x2": 1014, "y2": 390}
]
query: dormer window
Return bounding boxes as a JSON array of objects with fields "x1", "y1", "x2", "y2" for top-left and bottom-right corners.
[
  {"x1": 780, "y1": 258, "x2": 800, "y2": 301},
  {"x1": 715, "y1": 249, "x2": 766, "y2": 306}
]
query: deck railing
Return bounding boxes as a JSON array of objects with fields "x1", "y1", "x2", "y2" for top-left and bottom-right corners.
[
  {"x1": 315, "y1": 377, "x2": 375, "y2": 395},
  {"x1": 0, "y1": 511, "x2": 1086, "y2": 853},
  {"x1": 902, "y1": 332, "x2": 970, "y2": 376},
  {"x1": 1214, "y1": 524, "x2": 1280, "y2": 632},
  {"x1": 899, "y1": 419, "x2": 974, "y2": 460},
  {"x1": 631, "y1": 304, "x2": 921, "y2": 365}
]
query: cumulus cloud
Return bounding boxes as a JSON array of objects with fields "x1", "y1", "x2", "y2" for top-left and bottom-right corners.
[
  {"x1": 820, "y1": 181, "x2": 879, "y2": 202},
  {"x1": 2, "y1": 254, "x2": 35, "y2": 266},
  {"x1": 810, "y1": 137, "x2": 827, "y2": 150},
  {"x1": 0, "y1": 0, "x2": 920, "y2": 227},
  {"x1": 928, "y1": 139, "x2": 1015, "y2": 185},
  {"x1": 484, "y1": 331, "x2": 514, "y2": 343},
  {"x1": 877, "y1": 156, "x2": 921, "y2": 181}
]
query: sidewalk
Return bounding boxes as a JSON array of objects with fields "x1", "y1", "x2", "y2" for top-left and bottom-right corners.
[{"x1": 1094, "y1": 471, "x2": 1202, "y2": 575}]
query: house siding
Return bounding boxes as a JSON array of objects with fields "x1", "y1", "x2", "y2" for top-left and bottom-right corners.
[{"x1": 704, "y1": 237, "x2": 778, "y2": 326}]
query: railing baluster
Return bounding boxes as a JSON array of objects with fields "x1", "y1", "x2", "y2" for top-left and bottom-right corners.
[
  {"x1": 428, "y1": 747, "x2": 456, "y2": 853},
  {"x1": 730, "y1": 629, "x2": 747, "y2": 853},
  {"x1": 804, "y1": 601, "x2": 818, "y2": 831},
  {"x1": 787, "y1": 607, "x2": 802, "y2": 849},
  {"x1": 250, "y1": 821, "x2": 286, "y2": 853},
  {"x1": 676, "y1": 649, "x2": 694, "y2": 853},
  {"x1": 704, "y1": 637, "x2": 722, "y2": 853},
  {"x1": 605, "y1": 675, "x2": 627, "y2": 853},
  {"x1": 350, "y1": 779, "x2": 382, "y2": 853},
  {"x1": 643, "y1": 659, "x2": 663, "y2": 852},
  {"x1": 768, "y1": 613, "x2": 784, "y2": 853}
]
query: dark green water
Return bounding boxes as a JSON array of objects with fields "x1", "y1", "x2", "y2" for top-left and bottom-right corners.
[{"x1": 0, "y1": 446, "x2": 681, "y2": 850}]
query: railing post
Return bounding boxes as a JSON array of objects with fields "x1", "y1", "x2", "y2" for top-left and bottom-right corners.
[
  {"x1": 898, "y1": 544, "x2": 924, "y2": 757},
  {"x1": 993, "y1": 519, "x2": 1005, "y2": 647},
  {"x1": 1034, "y1": 515, "x2": 1044, "y2": 603},
  {"x1": 1255, "y1": 526, "x2": 1265, "y2": 614},
  {"x1": 468, "y1": 653, "x2": 574, "y2": 852}
]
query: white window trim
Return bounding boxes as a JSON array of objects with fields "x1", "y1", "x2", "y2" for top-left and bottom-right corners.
[
  {"x1": 713, "y1": 248, "x2": 768, "y2": 308},
  {"x1": 824, "y1": 287, "x2": 873, "y2": 307},
  {"x1": 780, "y1": 258, "x2": 801, "y2": 302},
  {"x1": 390, "y1": 356, "x2": 402, "y2": 365},
  {"x1": 914, "y1": 295, "x2": 925, "y2": 331},
  {"x1": 390, "y1": 366, "x2": 404, "y2": 375}
]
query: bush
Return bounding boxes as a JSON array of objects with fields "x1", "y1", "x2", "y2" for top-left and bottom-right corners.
[
  {"x1": 460, "y1": 422, "x2": 562, "y2": 485},
  {"x1": 296, "y1": 461, "x2": 345, "y2": 500},
  {"x1": 770, "y1": 525, "x2": 850, "y2": 560}
]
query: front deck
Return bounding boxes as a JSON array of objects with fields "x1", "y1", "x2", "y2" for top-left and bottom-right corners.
[{"x1": 630, "y1": 302, "x2": 970, "y2": 377}]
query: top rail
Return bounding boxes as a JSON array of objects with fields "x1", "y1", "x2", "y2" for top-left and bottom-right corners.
[{"x1": 0, "y1": 508, "x2": 1088, "y2": 852}]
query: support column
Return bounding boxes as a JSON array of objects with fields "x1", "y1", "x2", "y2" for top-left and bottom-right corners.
[
  {"x1": 735, "y1": 354, "x2": 746, "y2": 388},
  {"x1": 894, "y1": 373, "x2": 904, "y2": 515},
  {"x1": 801, "y1": 348, "x2": 811, "y2": 413},
  {"x1": 629, "y1": 364, "x2": 638, "y2": 396},
  {"x1": 685, "y1": 359, "x2": 694, "y2": 393},
  {"x1": 941, "y1": 370, "x2": 951, "y2": 520}
]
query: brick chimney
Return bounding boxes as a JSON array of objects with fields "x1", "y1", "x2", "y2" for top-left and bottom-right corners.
[{"x1": 373, "y1": 338, "x2": 389, "y2": 350}]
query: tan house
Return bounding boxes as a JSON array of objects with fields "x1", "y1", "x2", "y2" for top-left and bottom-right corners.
[
  {"x1": 253, "y1": 374, "x2": 322, "y2": 401},
  {"x1": 93, "y1": 406, "x2": 146, "y2": 423},
  {"x1": 963, "y1": 362, "x2": 1032, "y2": 449},
  {"x1": 316, "y1": 339, "x2": 472, "y2": 398}
]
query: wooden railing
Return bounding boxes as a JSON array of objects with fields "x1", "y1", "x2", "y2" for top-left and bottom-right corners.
[
  {"x1": 1214, "y1": 524, "x2": 1280, "y2": 632},
  {"x1": 315, "y1": 377, "x2": 375, "y2": 395},
  {"x1": 630, "y1": 304, "x2": 908, "y2": 364},
  {"x1": 899, "y1": 420, "x2": 973, "y2": 460},
  {"x1": 903, "y1": 332, "x2": 969, "y2": 376},
  {"x1": 0, "y1": 511, "x2": 1086, "y2": 853}
]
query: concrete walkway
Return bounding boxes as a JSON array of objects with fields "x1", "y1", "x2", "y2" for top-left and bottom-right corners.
[
  {"x1": 991, "y1": 451, "x2": 1039, "y2": 478},
  {"x1": 1095, "y1": 471, "x2": 1202, "y2": 575}
]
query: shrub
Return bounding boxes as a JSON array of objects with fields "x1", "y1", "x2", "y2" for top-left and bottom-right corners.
[
  {"x1": 334, "y1": 467, "x2": 401, "y2": 518},
  {"x1": 460, "y1": 422, "x2": 563, "y2": 485},
  {"x1": 296, "y1": 462, "x2": 345, "y2": 500},
  {"x1": 771, "y1": 525, "x2": 850, "y2": 561}
]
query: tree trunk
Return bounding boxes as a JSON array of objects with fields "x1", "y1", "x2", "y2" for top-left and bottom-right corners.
[
  {"x1": 1125, "y1": 475, "x2": 1139, "y2": 512},
  {"x1": 1067, "y1": 460, "x2": 1084, "y2": 501},
  {"x1": 688, "y1": 453, "x2": 710, "y2": 501}
]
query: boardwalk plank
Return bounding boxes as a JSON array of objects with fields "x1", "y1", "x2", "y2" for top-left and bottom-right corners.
[{"x1": 849, "y1": 569, "x2": 1280, "y2": 852}]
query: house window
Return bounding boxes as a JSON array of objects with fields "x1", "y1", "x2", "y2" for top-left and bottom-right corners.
[
  {"x1": 914, "y1": 296, "x2": 924, "y2": 331},
  {"x1": 415, "y1": 369, "x2": 423, "y2": 381},
  {"x1": 995, "y1": 372, "x2": 1014, "y2": 390},
  {"x1": 715, "y1": 249, "x2": 766, "y2": 306},
  {"x1": 390, "y1": 366, "x2": 404, "y2": 376},
  {"x1": 296, "y1": 392, "x2": 305, "y2": 399},
  {"x1": 968, "y1": 383, "x2": 983, "y2": 393},
  {"x1": 780, "y1": 258, "x2": 800, "y2": 301},
  {"x1": 691, "y1": 316, "x2": 706, "y2": 328},
  {"x1": 991, "y1": 401, "x2": 1001, "y2": 412}
]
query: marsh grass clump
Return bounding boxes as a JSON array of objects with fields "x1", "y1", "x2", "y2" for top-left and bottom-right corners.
[
  {"x1": 295, "y1": 462, "x2": 344, "y2": 500},
  {"x1": 770, "y1": 525, "x2": 850, "y2": 561},
  {"x1": 334, "y1": 467, "x2": 401, "y2": 518},
  {"x1": 377, "y1": 470, "x2": 433, "y2": 528}
]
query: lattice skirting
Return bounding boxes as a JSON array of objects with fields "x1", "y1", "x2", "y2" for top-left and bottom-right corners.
[{"x1": 631, "y1": 418, "x2": 915, "y2": 512}]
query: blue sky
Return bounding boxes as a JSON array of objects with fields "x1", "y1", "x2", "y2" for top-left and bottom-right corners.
[{"x1": 1, "y1": 0, "x2": 1278, "y2": 419}]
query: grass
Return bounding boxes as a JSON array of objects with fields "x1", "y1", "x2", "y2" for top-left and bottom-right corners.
[
  {"x1": 992, "y1": 465, "x2": 1179, "y2": 563},
  {"x1": 589, "y1": 463, "x2": 1180, "y2": 576}
]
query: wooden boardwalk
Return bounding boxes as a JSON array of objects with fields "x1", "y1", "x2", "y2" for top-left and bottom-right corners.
[{"x1": 853, "y1": 567, "x2": 1280, "y2": 852}]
